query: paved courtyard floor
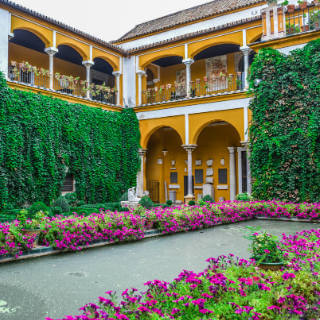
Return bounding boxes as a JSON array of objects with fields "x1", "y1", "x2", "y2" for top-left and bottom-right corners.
[{"x1": 0, "y1": 219, "x2": 318, "y2": 320}]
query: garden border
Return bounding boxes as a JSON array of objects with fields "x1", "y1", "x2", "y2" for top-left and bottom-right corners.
[{"x1": 0, "y1": 216, "x2": 318, "y2": 264}]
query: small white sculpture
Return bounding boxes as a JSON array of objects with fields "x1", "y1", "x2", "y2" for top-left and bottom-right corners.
[{"x1": 128, "y1": 187, "x2": 140, "y2": 202}]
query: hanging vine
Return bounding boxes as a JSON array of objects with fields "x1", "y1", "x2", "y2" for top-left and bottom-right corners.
[
  {"x1": 248, "y1": 40, "x2": 320, "y2": 202},
  {"x1": 0, "y1": 72, "x2": 140, "y2": 209}
]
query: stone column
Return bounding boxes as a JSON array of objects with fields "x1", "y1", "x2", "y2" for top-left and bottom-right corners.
[
  {"x1": 237, "y1": 147, "x2": 243, "y2": 194},
  {"x1": 246, "y1": 147, "x2": 252, "y2": 195},
  {"x1": 112, "y1": 71, "x2": 121, "y2": 105},
  {"x1": 182, "y1": 58, "x2": 194, "y2": 98},
  {"x1": 240, "y1": 46, "x2": 251, "y2": 89},
  {"x1": 44, "y1": 47, "x2": 58, "y2": 90},
  {"x1": 137, "y1": 70, "x2": 146, "y2": 105},
  {"x1": 228, "y1": 147, "x2": 236, "y2": 201},
  {"x1": 136, "y1": 149, "x2": 147, "y2": 198},
  {"x1": 82, "y1": 60, "x2": 94, "y2": 98},
  {"x1": 182, "y1": 144, "x2": 197, "y2": 202}
]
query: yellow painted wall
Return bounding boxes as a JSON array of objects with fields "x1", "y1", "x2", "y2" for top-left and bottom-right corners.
[
  {"x1": 145, "y1": 122, "x2": 241, "y2": 203},
  {"x1": 189, "y1": 108, "x2": 244, "y2": 144},
  {"x1": 139, "y1": 115, "x2": 185, "y2": 149},
  {"x1": 9, "y1": 42, "x2": 86, "y2": 83}
]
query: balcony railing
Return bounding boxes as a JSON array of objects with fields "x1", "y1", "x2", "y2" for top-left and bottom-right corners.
[
  {"x1": 286, "y1": 3, "x2": 320, "y2": 35},
  {"x1": 8, "y1": 61, "x2": 117, "y2": 106},
  {"x1": 142, "y1": 73, "x2": 245, "y2": 105}
]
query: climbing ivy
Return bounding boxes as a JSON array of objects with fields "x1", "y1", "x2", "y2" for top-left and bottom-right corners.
[
  {"x1": 0, "y1": 72, "x2": 140, "y2": 209},
  {"x1": 248, "y1": 40, "x2": 320, "y2": 202}
]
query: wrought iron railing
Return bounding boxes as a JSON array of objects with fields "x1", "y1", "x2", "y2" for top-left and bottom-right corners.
[
  {"x1": 141, "y1": 73, "x2": 244, "y2": 105},
  {"x1": 286, "y1": 3, "x2": 320, "y2": 35},
  {"x1": 8, "y1": 62, "x2": 117, "y2": 105}
]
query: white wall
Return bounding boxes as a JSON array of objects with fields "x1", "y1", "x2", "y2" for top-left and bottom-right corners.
[
  {"x1": 0, "y1": 8, "x2": 10, "y2": 79},
  {"x1": 122, "y1": 56, "x2": 136, "y2": 107},
  {"x1": 278, "y1": 43, "x2": 307, "y2": 55},
  {"x1": 119, "y1": 5, "x2": 266, "y2": 50}
]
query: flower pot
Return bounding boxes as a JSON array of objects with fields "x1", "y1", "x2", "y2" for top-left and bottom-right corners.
[
  {"x1": 287, "y1": 4, "x2": 295, "y2": 13},
  {"x1": 258, "y1": 262, "x2": 285, "y2": 271},
  {"x1": 299, "y1": 1, "x2": 308, "y2": 10},
  {"x1": 22, "y1": 229, "x2": 41, "y2": 248},
  {"x1": 301, "y1": 25, "x2": 309, "y2": 31}
]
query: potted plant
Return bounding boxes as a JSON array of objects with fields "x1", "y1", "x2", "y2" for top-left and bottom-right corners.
[
  {"x1": 287, "y1": 3, "x2": 296, "y2": 12},
  {"x1": 17, "y1": 210, "x2": 45, "y2": 247},
  {"x1": 267, "y1": 0, "x2": 278, "y2": 6},
  {"x1": 298, "y1": 0, "x2": 308, "y2": 10},
  {"x1": 245, "y1": 227, "x2": 286, "y2": 271}
]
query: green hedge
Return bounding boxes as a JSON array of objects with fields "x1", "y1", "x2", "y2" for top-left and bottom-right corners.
[
  {"x1": 248, "y1": 40, "x2": 320, "y2": 202},
  {"x1": 0, "y1": 72, "x2": 140, "y2": 209}
]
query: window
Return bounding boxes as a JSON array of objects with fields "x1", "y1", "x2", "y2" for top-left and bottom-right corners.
[
  {"x1": 218, "y1": 168, "x2": 228, "y2": 184},
  {"x1": 195, "y1": 169, "x2": 203, "y2": 184},
  {"x1": 62, "y1": 173, "x2": 74, "y2": 192},
  {"x1": 170, "y1": 172, "x2": 178, "y2": 183}
]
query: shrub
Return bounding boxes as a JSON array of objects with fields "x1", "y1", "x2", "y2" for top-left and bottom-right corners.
[
  {"x1": 139, "y1": 196, "x2": 154, "y2": 209},
  {"x1": 63, "y1": 193, "x2": 78, "y2": 206},
  {"x1": 53, "y1": 206, "x2": 63, "y2": 215},
  {"x1": 28, "y1": 202, "x2": 51, "y2": 218},
  {"x1": 166, "y1": 200, "x2": 173, "y2": 206},
  {"x1": 188, "y1": 200, "x2": 196, "y2": 206},
  {"x1": 202, "y1": 195, "x2": 214, "y2": 202},
  {"x1": 119, "y1": 207, "x2": 130, "y2": 212},
  {"x1": 53, "y1": 196, "x2": 70, "y2": 213},
  {"x1": 236, "y1": 193, "x2": 252, "y2": 201}
]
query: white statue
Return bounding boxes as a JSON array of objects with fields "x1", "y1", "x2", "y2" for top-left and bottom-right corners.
[{"x1": 128, "y1": 187, "x2": 139, "y2": 202}]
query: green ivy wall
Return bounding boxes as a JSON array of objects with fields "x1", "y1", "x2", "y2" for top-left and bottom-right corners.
[
  {"x1": 249, "y1": 40, "x2": 320, "y2": 202},
  {"x1": 0, "y1": 73, "x2": 140, "y2": 209}
]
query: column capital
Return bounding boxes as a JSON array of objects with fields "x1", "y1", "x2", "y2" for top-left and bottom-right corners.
[
  {"x1": 182, "y1": 58, "x2": 194, "y2": 66},
  {"x1": 138, "y1": 148, "x2": 147, "y2": 156},
  {"x1": 44, "y1": 47, "x2": 58, "y2": 55},
  {"x1": 82, "y1": 60, "x2": 94, "y2": 68},
  {"x1": 237, "y1": 146, "x2": 246, "y2": 152},
  {"x1": 137, "y1": 70, "x2": 146, "y2": 77},
  {"x1": 8, "y1": 32, "x2": 14, "y2": 40},
  {"x1": 153, "y1": 78, "x2": 160, "y2": 84},
  {"x1": 227, "y1": 147, "x2": 235, "y2": 154},
  {"x1": 240, "y1": 46, "x2": 252, "y2": 55},
  {"x1": 240, "y1": 141, "x2": 250, "y2": 149},
  {"x1": 112, "y1": 71, "x2": 121, "y2": 77},
  {"x1": 182, "y1": 144, "x2": 197, "y2": 152}
]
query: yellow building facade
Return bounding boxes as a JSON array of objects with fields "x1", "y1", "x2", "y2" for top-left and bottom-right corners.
[{"x1": 0, "y1": 0, "x2": 319, "y2": 203}]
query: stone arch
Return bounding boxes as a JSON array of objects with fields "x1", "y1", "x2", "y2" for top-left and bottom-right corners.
[
  {"x1": 190, "y1": 110, "x2": 244, "y2": 145},
  {"x1": 92, "y1": 55, "x2": 117, "y2": 72},
  {"x1": 56, "y1": 42, "x2": 87, "y2": 60},
  {"x1": 11, "y1": 27, "x2": 49, "y2": 48},
  {"x1": 142, "y1": 124, "x2": 184, "y2": 150},
  {"x1": 189, "y1": 38, "x2": 242, "y2": 59}
]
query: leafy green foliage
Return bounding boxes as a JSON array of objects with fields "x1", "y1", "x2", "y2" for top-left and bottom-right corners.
[
  {"x1": 202, "y1": 195, "x2": 214, "y2": 202},
  {"x1": 248, "y1": 41, "x2": 320, "y2": 202},
  {"x1": 188, "y1": 200, "x2": 196, "y2": 206},
  {"x1": 28, "y1": 201, "x2": 51, "y2": 217},
  {"x1": 139, "y1": 196, "x2": 154, "y2": 209},
  {"x1": 0, "y1": 72, "x2": 140, "y2": 209},
  {"x1": 53, "y1": 196, "x2": 70, "y2": 213},
  {"x1": 236, "y1": 193, "x2": 253, "y2": 201}
]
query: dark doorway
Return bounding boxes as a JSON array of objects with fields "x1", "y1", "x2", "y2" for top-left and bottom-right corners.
[{"x1": 184, "y1": 176, "x2": 194, "y2": 196}]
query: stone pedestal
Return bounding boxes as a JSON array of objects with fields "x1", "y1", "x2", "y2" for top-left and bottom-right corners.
[
  {"x1": 121, "y1": 201, "x2": 140, "y2": 210},
  {"x1": 203, "y1": 183, "x2": 214, "y2": 198},
  {"x1": 184, "y1": 194, "x2": 195, "y2": 204}
]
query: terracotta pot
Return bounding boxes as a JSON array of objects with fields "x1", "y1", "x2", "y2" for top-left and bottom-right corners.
[
  {"x1": 258, "y1": 262, "x2": 285, "y2": 271},
  {"x1": 301, "y1": 25, "x2": 310, "y2": 31},
  {"x1": 287, "y1": 4, "x2": 295, "y2": 13},
  {"x1": 299, "y1": 1, "x2": 308, "y2": 10}
]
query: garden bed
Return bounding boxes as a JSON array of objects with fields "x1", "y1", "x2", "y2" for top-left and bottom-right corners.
[
  {"x1": 0, "y1": 201, "x2": 319, "y2": 262},
  {"x1": 45, "y1": 227, "x2": 320, "y2": 320}
]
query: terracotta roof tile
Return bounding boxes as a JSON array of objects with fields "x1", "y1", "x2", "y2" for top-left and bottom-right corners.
[
  {"x1": 116, "y1": 0, "x2": 265, "y2": 42},
  {"x1": 127, "y1": 15, "x2": 262, "y2": 54}
]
